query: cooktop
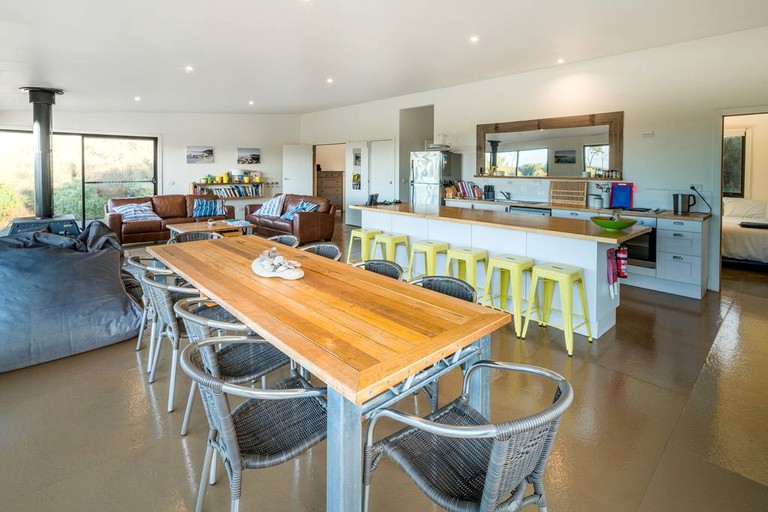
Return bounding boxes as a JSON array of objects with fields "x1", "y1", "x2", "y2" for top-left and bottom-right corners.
[{"x1": 624, "y1": 207, "x2": 664, "y2": 213}]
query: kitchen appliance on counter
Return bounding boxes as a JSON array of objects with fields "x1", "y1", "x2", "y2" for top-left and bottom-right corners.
[
  {"x1": 588, "y1": 194, "x2": 603, "y2": 209},
  {"x1": 410, "y1": 151, "x2": 461, "y2": 206},
  {"x1": 672, "y1": 193, "x2": 696, "y2": 215},
  {"x1": 483, "y1": 185, "x2": 495, "y2": 200}
]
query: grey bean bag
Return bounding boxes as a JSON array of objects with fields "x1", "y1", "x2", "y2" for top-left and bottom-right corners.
[{"x1": 0, "y1": 222, "x2": 142, "y2": 373}]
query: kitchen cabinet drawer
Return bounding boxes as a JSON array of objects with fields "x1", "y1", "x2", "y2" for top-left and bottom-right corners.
[
  {"x1": 551, "y1": 209, "x2": 593, "y2": 220},
  {"x1": 657, "y1": 252, "x2": 702, "y2": 284},
  {"x1": 445, "y1": 200, "x2": 473, "y2": 209},
  {"x1": 474, "y1": 203, "x2": 508, "y2": 212},
  {"x1": 657, "y1": 218, "x2": 702, "y2": 233},
  {"x1": 657, "y1": 229, "x2": 702, "y2": 256}
]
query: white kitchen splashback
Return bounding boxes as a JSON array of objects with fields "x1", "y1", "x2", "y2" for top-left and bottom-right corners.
[{"x1": 472, "y1": 178, "x2": 550, "y2": 202}]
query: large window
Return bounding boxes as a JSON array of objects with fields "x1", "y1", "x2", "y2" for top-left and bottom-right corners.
[
  {"x1": 0, "y1": 130, "x2": 157, "y2": 228},
  {"x1": 722, "y1": 135, "x2": 745, "y2": 198},
  {"x1": 584, "y1": 144, "x2": 609, "y2": 175},
  {"x1": 485, "y1": 148, "x2": 548, "y2": 176}
]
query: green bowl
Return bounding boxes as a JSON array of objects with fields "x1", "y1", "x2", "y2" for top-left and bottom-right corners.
[{"x1": 590, "y1": 216, "x2": 637, "y2": 231}]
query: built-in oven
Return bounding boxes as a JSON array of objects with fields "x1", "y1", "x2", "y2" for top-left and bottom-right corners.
[{"x1": 621, "y1": 215, "x2": 657, "y2": 268}]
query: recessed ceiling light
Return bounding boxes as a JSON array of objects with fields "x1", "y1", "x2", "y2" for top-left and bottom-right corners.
[
  {"x1": 248, "y1": 100, "x2": 254, "y2": 105},
  {"x1": 134, "y1": 96, "x2": 141, "y2": 101},
  {"x1": 557, "y1": 58, "x2": 565, "y2": 64},
  {"x1": 185, "y1": 65, "x2": 194, "y2": 73},
  {"x1": 469, "y1": 36, "x2": 479, "y2": 43},
  {"x1": 326, "y1": 78, "x2": 334, "y2": 84}
]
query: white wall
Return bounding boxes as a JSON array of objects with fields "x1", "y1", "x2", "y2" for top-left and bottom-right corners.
[
  {"x1": 398, "y1": 105, "x2": 434, "y2": 200},
  {"x1": 724, "y1": 113, "x2": 768, "y2": 200},
  {"x1": 315, "y1": 143, "x2": 346, "y2": 172},
  {"x1": 0, "y1": 111, "x2": 301, "y2": 205},
  {"x1": 300, "y1": 26, "x2": 768, "y2": 291}
]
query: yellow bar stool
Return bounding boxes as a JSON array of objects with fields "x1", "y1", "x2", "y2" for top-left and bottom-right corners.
[
  {"x1": 407, "y1": 240, "x2": 449, "y2": 280},
  {"x1": 482, "y1": 254, "x2": 534, "y2": 338},
  {"x1": 373, "y1": 233, "x2": 410, "y2": 263},
  {"x1": 346, "y1": 228, "x2": 381, "y2": 264},
  {"x1": 521, "y1": 262, "x2": 593, "y2": 356},
  {"x1": 444, "y1": 247, "x2": 487, "y2": 292}
]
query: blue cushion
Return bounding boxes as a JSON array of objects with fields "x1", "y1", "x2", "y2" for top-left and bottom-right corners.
[
  {"x1": 192, "y1": 199, "x2": 226, "y2": 218},
  {"x1": 113, "y1": 202, "x2": 161, "y2": 222},
  {"x1": 255, "y1": 195, "x2": 285, "y2": 217},
  {"x1": 280, "y1": 200, "x2": 319, "y2": 221}
]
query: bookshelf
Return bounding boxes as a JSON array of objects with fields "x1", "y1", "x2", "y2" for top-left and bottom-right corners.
[{"x1": 190, "y1": 182, "x2": 264, "y2": 200}]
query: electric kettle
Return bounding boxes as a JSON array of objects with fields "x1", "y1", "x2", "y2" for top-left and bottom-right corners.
[{"x1": 672, "y1": 193, "x2": 696, "y2": 214}]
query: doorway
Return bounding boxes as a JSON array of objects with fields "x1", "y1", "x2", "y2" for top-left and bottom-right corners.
[
  {"x1": 720, "y1": 112, "x2": 768, "y2": 271},
  {"x1": 314, "y1": 143, "x2": 345, "y2": 213}
]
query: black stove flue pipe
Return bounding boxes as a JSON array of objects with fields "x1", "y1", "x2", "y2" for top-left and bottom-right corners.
[{"x1": 20, "y1": 87, "x2": 63, "y2": 219}]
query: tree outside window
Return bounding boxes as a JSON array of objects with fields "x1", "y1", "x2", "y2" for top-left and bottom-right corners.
[{"x1": 722, "y1": 135, "x2": 745, "y2": 197}]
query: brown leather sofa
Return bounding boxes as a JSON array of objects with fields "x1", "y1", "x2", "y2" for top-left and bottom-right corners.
[
  {"x1": 105, "y1": 194, "x2": 234, "y2": 244},
  {"x1": 244, "y1": 194, "x2": 336, "y2": 244}
]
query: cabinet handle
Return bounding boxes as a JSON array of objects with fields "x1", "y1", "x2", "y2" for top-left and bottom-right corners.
[
  {"x1": 673, "y1": 233, "x2": 684, "y2": 238},
  {"x1": 673, "y1": 221, "x2": 683, "y2": 225},
  {"x1": 673, "y1": 255, "x2": 683, "y2": 261},
  {"x1": 570, "y1": 212, "x2": 578, "y2": 216}
]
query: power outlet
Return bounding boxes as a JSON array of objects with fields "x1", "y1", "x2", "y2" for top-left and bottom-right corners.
[{"x1": 690, "y1": 184, "x2": 703, "y2": 192}]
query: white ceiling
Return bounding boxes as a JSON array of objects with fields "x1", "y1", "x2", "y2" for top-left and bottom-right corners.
[{"x1": 1, "y1": 0, "x2": 767, "y2": 115}]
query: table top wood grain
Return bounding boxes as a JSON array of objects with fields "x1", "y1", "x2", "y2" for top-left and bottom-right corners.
[{"x1": 148, "y1": 236, "x2": 509, "y2": 404}]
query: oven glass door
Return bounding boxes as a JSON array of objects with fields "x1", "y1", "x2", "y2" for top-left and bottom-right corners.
[{"x1": 624, "y1": 228, "x2": 656, "y2": 266}]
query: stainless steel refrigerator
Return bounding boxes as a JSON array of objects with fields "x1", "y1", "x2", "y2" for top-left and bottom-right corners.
[{"x1": 410, "y1": 151, "x2": 460, "y2": 206}]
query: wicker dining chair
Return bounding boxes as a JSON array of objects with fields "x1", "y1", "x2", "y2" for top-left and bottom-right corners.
[
  {"x1": 410, "y1": 275, "x2": 478, "y2": 303},
  {"x1": 300, "y1": 242, "x2": 342, "y2": 261},
  {"x1": 140, "y1": 271, "x2": 206, "y2": 412},
  {"x1": 180, "y1": 337, "x2": 328, "y2": 512},
  {"x1": 409, "y1": 275, "x2": 477, "y2": 411},
  {"x1": 125, "y1": 255, "x2": 173, "y2": 354},
  {"x1": 363, "y1": 361, "x2": 573, "y2": 512},
  {"x1": 167, "y1": 231, "x2": 224, "y2": 244},
  {"x1": 267, "y1": 234, "x2": 300, "y2": 248},
  {"x1": 174, "y1": 297, "x2": 291, "y2": 436},
  {"x1": 353, "y1": 259, "x2": 404, "y2": 280}
]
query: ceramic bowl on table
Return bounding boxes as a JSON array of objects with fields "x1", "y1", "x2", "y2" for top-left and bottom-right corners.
[{"x1": 590, "y1": 217, "x2": 637, "y2": 231}]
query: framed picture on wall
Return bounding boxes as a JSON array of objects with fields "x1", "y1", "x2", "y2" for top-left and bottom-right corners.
[
  {"x1": 237, "y1": 147, "x2": 261, "y2": 164},
  {"x1": 186, "y1": 146, "x2": 214, "y2": 164},
  {"x1": 554, "y1": 150, "x2": 576, "y2": 164}
]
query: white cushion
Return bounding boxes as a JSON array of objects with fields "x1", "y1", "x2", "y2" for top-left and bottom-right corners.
[
  {"x1": 113, "y1": 202, "x2": 161, "y2": 222},
  {"x1": 255, "y1": 195, "x2": 285, "y2": 217},
  {"x1": 723, "y1": 198, "x2": 767, "y2": 219}
]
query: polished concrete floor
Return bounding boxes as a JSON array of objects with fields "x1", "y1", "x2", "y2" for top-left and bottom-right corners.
[{"x1": 1, "y1": 220, "x2": 767, "y2": 511}]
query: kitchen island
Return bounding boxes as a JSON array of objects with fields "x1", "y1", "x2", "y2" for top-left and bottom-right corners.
[{"x1": 351, "y1": 203, "x2": 651, "y2": 338}]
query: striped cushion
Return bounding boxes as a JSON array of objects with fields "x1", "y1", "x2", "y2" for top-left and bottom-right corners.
[
  {"x1": 255, "y1": 195, "x2": 285, "y2": 217},
  {"x1": 113, "y1": 202, "x2": 161, "y2": 222},
  {"x1": 280, "y1": 200, "x2": 319, "y2": 221},
  {"x1": 192, "y1": 199, "x2": 226, "y2": 218}
]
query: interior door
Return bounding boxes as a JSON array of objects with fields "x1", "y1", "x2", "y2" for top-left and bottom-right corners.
[
  {"x1": 368, "y1": 139, "x2": 396, "y2": 202},
  {"x1": 345, "y1": 141, "x2": 369, "y2": 226},
  {"x1": 282, "y1": 145, "x2": 313, "y2": 195}
]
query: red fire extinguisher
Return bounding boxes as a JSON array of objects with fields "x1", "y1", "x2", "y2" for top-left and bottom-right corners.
[{"x1": 617, "y1": 244, "x2": 628, "y2": 278}]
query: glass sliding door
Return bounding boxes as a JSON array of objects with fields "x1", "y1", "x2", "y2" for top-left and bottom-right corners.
[
  {"x1": 52, "y1": 134, "x2": 84, "y2": 222},
  {"x1": 82, "y1": 136, "x2": 157, "y2": 224}
]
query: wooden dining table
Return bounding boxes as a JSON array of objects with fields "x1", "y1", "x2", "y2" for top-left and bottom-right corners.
[{"x1": 147, "y1": 235, "x2": 509, "y2": 511}]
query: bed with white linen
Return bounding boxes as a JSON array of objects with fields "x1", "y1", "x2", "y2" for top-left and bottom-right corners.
[{"x1": 721, "y1": 198, "x2": 768, "y2": 263}]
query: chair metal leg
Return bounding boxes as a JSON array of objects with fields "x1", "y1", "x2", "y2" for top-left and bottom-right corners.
[
  {"x1": 146, "y1": 315, "x2": 159, "y2": 375},
  {"x1": 181, "y1": 381, "x2": 197, "y2": 436},
  {"x1": 230, "y1": 498, "x2": 240, "y2": 512},
  {"x1": 195, "y1": 445, "x2": 214, "y2": 512},
  {"x1": 167, "y1": 346, "x2": 179, "y2": 412},
  {"x1": 209, "y1": 452, "x2": 218, "y2": 485},
  {"x1": 135, "y1": 304, "x2": 148, "y2": 351},
  {"x1": 148, "y1": 331, "x2": 163, "y2": 384}
]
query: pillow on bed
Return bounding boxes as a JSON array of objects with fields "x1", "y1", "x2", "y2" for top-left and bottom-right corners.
[{"x1": 722, "y1": 198, "x2": 767, "y2": 219}]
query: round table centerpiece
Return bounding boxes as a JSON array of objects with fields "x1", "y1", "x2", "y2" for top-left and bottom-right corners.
[{"x1": 251, "y1": 247, "x2": 304, "y2": 280}]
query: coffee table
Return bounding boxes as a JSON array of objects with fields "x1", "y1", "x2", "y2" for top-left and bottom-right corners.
[{"x1": 167, "y1": 220, "x2": 255, "y2": 237}]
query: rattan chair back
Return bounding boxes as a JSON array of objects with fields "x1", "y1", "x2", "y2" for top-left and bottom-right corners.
[
  {"x1": 300, "y1": 242, "x2": 342, "y2": 261},
  {"x1": 354, "y1": 259, "x2": 404, "y2": 280},
  {"x1": 267, "y1": 234, "x2": 300, "y2": 248},
  {"x1": 410, "y1": 275, "x2": 477, "y2": 303},
  {"x1": 168, "y1": 231, "x2": 223, "y2": 244}
]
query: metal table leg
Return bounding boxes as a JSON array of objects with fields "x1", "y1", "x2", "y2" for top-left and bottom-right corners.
[{"x1": 327, "y1": 389, "x2": 363, "y2": 512}]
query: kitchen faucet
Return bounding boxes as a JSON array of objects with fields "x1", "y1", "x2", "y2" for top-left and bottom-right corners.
[{"x1": 499, "y1": 191, "x2": 512, "y2": 200}]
